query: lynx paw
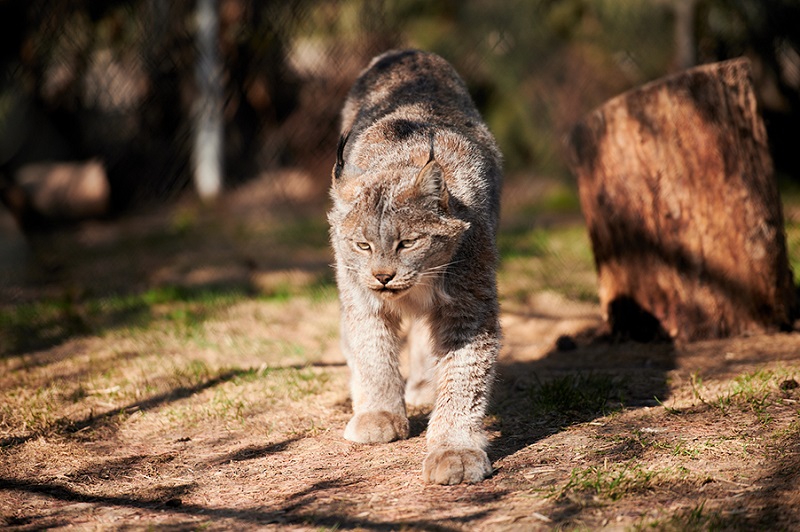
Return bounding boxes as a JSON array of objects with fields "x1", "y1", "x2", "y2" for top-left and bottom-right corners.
[
  {"x1": 344, "y1": 411, "x2": 409, "y2": 444},
  {"x1": 422, "y1": 447, "x2": 492, "y2": 485}
]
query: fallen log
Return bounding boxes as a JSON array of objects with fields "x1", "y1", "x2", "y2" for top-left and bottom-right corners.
[{"x1": 1, "y1": 160, "x2": 109, "y2": 230}]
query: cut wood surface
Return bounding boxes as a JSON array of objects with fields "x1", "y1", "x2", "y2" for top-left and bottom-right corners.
[{"x1": 567, "y1": 58, "x2": 795, "y2": 342}]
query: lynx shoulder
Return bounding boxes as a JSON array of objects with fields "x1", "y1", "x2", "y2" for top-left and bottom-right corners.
[{"x1": 328, "y1": 49, "x2": 502, "y2": 485}]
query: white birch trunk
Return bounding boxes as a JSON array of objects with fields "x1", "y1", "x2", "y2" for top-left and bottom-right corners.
[{"x1": 192, "y1": 0, "x2": 223, "y2": 201}]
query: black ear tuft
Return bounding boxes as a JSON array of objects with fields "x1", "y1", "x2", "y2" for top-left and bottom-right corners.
[
  {"x1": 415, "y1": 131, "x2": 449, "y2": 211},
  {"x1": 415, "y1": 159, "x2": 449, "y2": 212},
  {"x1": 334, "y1": 131, "x2": 350, "y2": 180}
]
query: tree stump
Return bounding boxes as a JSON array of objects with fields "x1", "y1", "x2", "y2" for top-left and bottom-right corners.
[{"x1": 567, "y1": 58, "x2": 795, "y2": 342}]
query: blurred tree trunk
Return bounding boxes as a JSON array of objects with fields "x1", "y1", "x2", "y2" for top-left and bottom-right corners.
[
  {"x1": 567, "y1": 58, "x2": 796, "y2": 342},
  {"x1": 672, "y1": 0, "x2": 696, "y2": 70},
  {"x1": 193, "y1": 0, "x2": 223, "y2": 201}
]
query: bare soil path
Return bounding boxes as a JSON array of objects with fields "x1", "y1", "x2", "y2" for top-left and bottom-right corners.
[{"x1": 1, "y1": 175, "x2": 799, "y2": 530}]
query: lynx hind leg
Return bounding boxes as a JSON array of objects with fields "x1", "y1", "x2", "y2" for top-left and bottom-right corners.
[
  {"x1": 405, "y1": 318, "x2": 438, "y2": 407},
  {"x1": 344, "y1": 411, "x2": 409, "y2": 444}
]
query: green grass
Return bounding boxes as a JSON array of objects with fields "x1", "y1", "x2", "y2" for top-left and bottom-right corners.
[
  {"x1": 690, "y1": 367, "x2": 797, "y2": 424},
  {"x1": 0, "y1": 284, "x2": 253, "y2": 355},
  {"x1": 632, "y1": 501, "x2": 726, "y2": 531},
  {"x1": 529, "y1": 373, "x2": 626, "y2": 420},
  {"x1": 550, "y1": 461, "x2": 661, "y2": 502},
  {"x1": 498, "y1": 224, "x2": 597, "y2": 304},
  {"x1": 0, "y1": 270, "x2": 338, "y2": 357},
  {"x1": 274, "y1": 217, "x2": 331, "y2": 249},
  {"x1": 785, "y1": 221, "x2": 800, "y2": 275},
  {"x1": 595, "y1": 429, "x2": 718, "y2": 463},
  {"x1": 498, "y1": 227, "x2": 551, "y2": 259},
  {"x1": 663, "y1": 439, "x2": 703, "y2": 459},
  {"x1": 158, "y1": 364, "x2": 332, "y2": 430}
]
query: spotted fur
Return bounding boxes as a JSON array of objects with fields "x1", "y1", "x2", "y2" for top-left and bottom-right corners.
[{"x1": 328, "y1": 50, "x2": 502, "y2": 485}]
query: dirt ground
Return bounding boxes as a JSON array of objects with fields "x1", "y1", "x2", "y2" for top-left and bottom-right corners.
[{"x1": 1, "y1": 174, "x2": 800, "y2": 531}]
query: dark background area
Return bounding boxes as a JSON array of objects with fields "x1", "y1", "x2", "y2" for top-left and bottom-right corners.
[{"x1": 1, "y1": 0, "x2": 798, "y2": 223}]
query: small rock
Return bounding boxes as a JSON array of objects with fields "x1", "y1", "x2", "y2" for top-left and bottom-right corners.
[{"x1": 556, "y1": 335, "x2": 577, "y2": 351}]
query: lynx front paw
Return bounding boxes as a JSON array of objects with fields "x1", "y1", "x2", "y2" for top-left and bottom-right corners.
[
  {"x1": 344, "y1": 411, "x2": 410, "y2": 444},
  {"x1": 422, "y1": 447, "x2": 492, "y2": 485}
]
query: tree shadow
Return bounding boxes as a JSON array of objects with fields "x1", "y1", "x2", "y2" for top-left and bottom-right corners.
[
  {"x1": 0, "y1": 473, "x2": 490, "y2": 531},
  {"x1": 0, "y1": 367, "x2": 255, "y2": 449},
  {"x1": 488, "y1": 313, "x2": 800, "y2": 528},
  {"x1": 489, "y1": 321, "x2": 677, "y2": 463},
  {"x1": 0, "y1": 281, "x2": 263, "y2": 359},
  {"x1": 0, "y1": 202, "x2": 337, "y2": 378},
  {"x1": 210, "y1": 436, "x2": 304, "y2": 465}
]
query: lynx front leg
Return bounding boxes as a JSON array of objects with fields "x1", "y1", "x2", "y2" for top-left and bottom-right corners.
[
  {"x1": 405, "y1": 318, "x2": 438, "y2": 407},
  {"x1": 340, "y1": 307, "x2": 409, "y2": 444},
  {"x1": 423, "y1": 327, "x2": 498, "y2": 484}
]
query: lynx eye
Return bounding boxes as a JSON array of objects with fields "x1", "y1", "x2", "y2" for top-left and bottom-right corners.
[
  {"x1": 397, "y1": 238, "x2": 417, "y2": 250},
  {"x1": 355, "y1": 241, "x2": 371, "y2": 252}
]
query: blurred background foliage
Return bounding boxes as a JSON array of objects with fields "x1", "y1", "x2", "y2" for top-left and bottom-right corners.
[
  {"x1": 0, "y1": 0, "x2": 799, "y2": 354},
  {"x1": 1, "y1": 0, "x2": 799, "y2": 221}
]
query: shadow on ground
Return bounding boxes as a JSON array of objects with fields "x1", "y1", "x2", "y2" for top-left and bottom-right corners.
[
  {"x1": 3, "y1": 196, "x2": 800, "y2": 529},
  {"x1": 491, "y1": 320, "x2": 677, "y2": 462}
]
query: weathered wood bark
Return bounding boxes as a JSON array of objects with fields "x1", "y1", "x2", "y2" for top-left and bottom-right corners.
[{"x1": 567, "y1": 58, "x2": 795, "y2": 342}]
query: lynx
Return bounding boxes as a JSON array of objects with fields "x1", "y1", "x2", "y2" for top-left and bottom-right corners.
[{"x1": 328, "y1": 50, "x2": 502, "y2": 484}]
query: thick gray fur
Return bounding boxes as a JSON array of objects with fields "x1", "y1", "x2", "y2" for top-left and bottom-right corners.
[{"x1": 328, "y1": 49, "x2": 502, "y2": 484}]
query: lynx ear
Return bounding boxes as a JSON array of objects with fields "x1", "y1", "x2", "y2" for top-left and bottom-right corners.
[
  {"x1": 332, "y1": 131, "x2": 365, "y2": 185},
  {"x1": 415, "y1": 159, "x2": 449, "y2": 211},
  {"x1": 415, "y1": 134, "x2": 450, "y2": 211},
  {"x1": 332, "y1": 132, "x2": 349, "y2": 181}
]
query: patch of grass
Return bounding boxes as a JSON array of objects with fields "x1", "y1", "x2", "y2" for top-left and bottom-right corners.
[
  {"x1": 633, "y1": 501, "x2": 726, "y2": 531},
  {"x1": 275, "y1": 218, "x2": 331, "y2": 249},
  {"x1": 498, "y1": 227, "x2": 551, "y2": 259},
  {"x1": 0, "y1": 284, "x2": 256, "y2": 356},
  {"x1": 206, "y1": 388, "x2": 248, "y2": 423},
  {"x1": 519, "y1": 182, "x2": 582, "y2": 217},
  {"x1": 597, "y1": 430, "x2": 710, "y2": 461},
  {"x1": 0, "y1": 384, "x2": 63, "y2": 436},
  {"x1": 253, "y1": 271, "x2": 337, "y2": 304},
  {"x1": 305, "y1": 273, "x2": 338, "y2": 303},
  {"x1": 158, "y1": 364, "x2": 332, "y2": 430},
  {"x1": 141, "y1": 284, "x2": 247, "y2": 306},
  {"x1": 252, "y1": 280, "x2": 294, "y2": 303},
  {"x1": 529, "y1": 373, "x2": 626, "y2": 420},
  {"x1": 652, "y1": 438, "x2": 704, "y2": 459},
  {"x1": 784, "y1": 219, "x2": 800, "y2": 277},
  {"x1": 690, "y1": 367, "x2": 796, "y2": 424},
  {"x1": 654, "y1": 396, "x2": 682, "y2": 415},
  {"x1": 498, "y1": 225, "x2": 597, "y2": 303},
  {"x1": 550, "y1": 461, "x2": 659, "y2": 502},
  {"x1": 0, "y1": 295, "x2": 93, "y2": 356},
  {"x1": 723, "y1": 369, "x2": 776, "y2": 422},
  {"x1": 170, "y1": 360, "x2": 213, "y2": 389},
  {"x1": 268, "y1": 366, "x2": 332, "y2": 400}
]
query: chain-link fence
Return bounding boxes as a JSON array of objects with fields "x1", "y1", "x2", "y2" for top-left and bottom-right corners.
[{"x1": 1, "y1": 0, "x2": 799, "y2": 224}]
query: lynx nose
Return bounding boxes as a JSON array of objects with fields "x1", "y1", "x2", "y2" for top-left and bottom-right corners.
[{"x1": 374, "y1": 272, "x2": 395, "y2": 286}]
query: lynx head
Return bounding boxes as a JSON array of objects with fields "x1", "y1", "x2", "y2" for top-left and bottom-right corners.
[{"x1": 329, "y1": 134, "x2": 470, "y2": 302}]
